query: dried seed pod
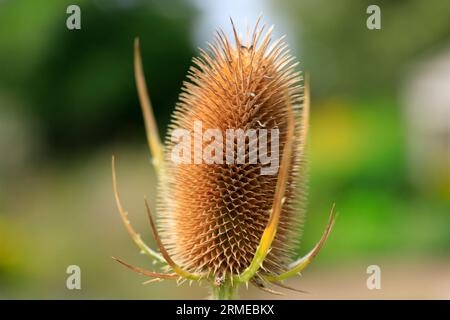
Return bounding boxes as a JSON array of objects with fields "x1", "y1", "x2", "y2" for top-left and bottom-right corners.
[{"x1": 158, "y1": 22, "x2": 305, "y2": 280}]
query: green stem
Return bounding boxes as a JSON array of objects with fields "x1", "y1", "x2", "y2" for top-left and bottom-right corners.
[{"x1": 211, "y1": 282, "x2": 238, "y2": 300}]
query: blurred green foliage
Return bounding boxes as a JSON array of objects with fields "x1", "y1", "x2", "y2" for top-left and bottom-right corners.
[
  {"x1": 304, "y1": 98, "x2": 450, "y2": 262},
  {"x1": 0, "y1": 0, "x2": 197, "y2": 154},
  {"x1": 280, "y1": 0, "x2": 450, "y2": 97}
]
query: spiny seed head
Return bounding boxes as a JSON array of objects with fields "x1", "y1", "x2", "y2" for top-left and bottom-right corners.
[{"x1": 157, "y1": 21, "x2": 306, "y2": 280}]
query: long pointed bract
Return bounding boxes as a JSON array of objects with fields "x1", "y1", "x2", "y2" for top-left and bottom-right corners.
[
  {"x1": 264, "y1": 204, "x2": 337, "y2": 282},
  {"x1": 112, "y1": 156, "x2": 165, "y2": 263},
  {"x1": 235, "y1": 102, "x2": 296, "y2": 284},
  {"x1": 134, "y1": 38, "x2": 165, "y2": 174},
  {"x1": 144, "y1": 198, "x2": 204, "y2": 281},
  {"x1": 112, "y1": 256, "x2": 177, "y2": 279}
]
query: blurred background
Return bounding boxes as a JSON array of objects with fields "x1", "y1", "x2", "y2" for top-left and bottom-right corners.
[{"x1": 0, "y1": 0, "x2": 449, "y2": 299}]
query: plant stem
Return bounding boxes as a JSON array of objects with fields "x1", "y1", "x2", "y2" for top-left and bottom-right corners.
[{"x1": 211, "y1": 282, "x2": 238, "y2": 300}]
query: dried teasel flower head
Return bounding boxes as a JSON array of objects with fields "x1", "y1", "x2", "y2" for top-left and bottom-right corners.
[{"x1": 112, "y1": 17, "x2": 336, "y2": 299}]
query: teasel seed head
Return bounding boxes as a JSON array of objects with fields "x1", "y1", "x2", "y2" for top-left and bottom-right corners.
[
  {"x1": 159, "y1": 21, "x2": 304, "y2": 280},
  {"x1": 112, "y1": 17, "x2": 336, "y2": 299}
]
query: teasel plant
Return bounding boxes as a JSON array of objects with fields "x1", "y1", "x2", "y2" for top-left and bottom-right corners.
[{"x1": 111, "y1": 17, "x2": 336, "y2": 300}]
